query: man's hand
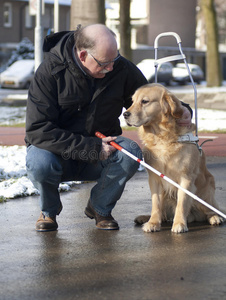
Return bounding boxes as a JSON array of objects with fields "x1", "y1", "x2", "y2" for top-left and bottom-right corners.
[
  {"x1": 99, "y1": 136, "x2": 117, "y2": 160},
  {"x1": 177, "y1": 106, "x2": 192, "y2": 127}
]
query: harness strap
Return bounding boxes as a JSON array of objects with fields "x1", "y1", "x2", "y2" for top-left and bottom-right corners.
[
  {"x1": 178, "y1": 132, "x2": 202, "y2": 155},
  {"x1": 178, "y1": 132, "x2": 199, "y2": 143}
]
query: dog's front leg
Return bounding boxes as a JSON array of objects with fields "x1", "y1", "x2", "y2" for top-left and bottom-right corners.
[
  {"x1": 143, "y1": 182, "x2": 163, "y2": 232},
  {"x1": 171, "y1": 179, "x2": 193, "y2": 233}
]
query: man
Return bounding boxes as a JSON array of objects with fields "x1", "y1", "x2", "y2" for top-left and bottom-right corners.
[{"x1": 26, "y1": 24, "x2": 192, "y2": 232}]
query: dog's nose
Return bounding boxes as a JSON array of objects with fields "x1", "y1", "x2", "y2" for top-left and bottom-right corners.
[{"x1": 123, "y1": 111, "x2": 131, "y2": 119}]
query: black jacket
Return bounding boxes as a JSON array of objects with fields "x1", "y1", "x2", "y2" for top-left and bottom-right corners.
[{"x1": 25, "y1": 31, "x2": 148, "y2": 163}]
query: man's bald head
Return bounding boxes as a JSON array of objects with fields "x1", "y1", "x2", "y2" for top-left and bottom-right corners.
[
  {"x1": 74, "y1": 24, "x2": 119, "y2": 79},
  {"x1": 75, "y1": 24, "x2": 117, "y2": 54}
]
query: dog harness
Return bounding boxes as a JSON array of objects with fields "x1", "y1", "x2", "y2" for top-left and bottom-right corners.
[
  {"x1": 178, "y1": 132, "x2": 199, "y2": 144},
  {"x1": 178, "y1": 132, "x2": 202, "y2": 154}
]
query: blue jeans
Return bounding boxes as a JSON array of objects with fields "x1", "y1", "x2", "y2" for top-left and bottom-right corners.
[{"x1": 26, "y1": 136, "x2": 142, "y2": 217}]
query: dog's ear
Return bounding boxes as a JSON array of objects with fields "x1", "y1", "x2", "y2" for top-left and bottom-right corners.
[{"x1": 160, "y1": 91, "x2": 183, "y2": 119}]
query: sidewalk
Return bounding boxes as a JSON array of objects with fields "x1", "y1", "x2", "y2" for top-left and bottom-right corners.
[
  {"x1": 0, "y1": 138, "x2": 226, "y2": 299},
  {"x1": 0, "y1": 156, "x2": 226, "y2": 300}
]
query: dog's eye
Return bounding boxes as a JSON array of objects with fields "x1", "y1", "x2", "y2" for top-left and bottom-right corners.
[{"x1": 141, "y1": 99, "x2": 149, "y2": 105}]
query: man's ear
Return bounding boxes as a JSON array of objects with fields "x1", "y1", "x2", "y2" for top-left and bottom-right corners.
[{"x1": 79, "y1": 50, "x2": 88, "y2": 62}]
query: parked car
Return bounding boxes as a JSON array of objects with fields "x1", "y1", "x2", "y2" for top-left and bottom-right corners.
[
  {"x1": 136, "y1": 59, "x2": 173, "y2": 86},
  {"x1": 0, "y1": 59, "x2": 35, "y2": 89},
  {"x1": 172, "y1": 63, "x2": 204, "y2": 85}
]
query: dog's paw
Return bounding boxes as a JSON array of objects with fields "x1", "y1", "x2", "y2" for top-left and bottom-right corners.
[
  {"x1": 134, "y1": 215, "x2": 150, "y2": 225},
  {"x1": 171, "y1": 223, "x2": 188, "y2": 233},
  {"x1": 208, "y1": 215, "x2": 225, "y2": 225},
  {"x1": 142, "y1": 222, "x2": 161, "y2": 232}
]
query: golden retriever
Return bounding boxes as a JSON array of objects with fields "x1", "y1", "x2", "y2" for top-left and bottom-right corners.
[{"x1": 124, "y1": 83, "x2": 224, "y2": 233}]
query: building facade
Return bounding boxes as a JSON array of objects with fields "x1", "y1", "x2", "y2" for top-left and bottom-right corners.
[
  {"x1": 1, "y1": 0, "x2": 226, "y2": 79},
  {"x1": 0, "y1": 0, "x2": 70, "y2": 64}
]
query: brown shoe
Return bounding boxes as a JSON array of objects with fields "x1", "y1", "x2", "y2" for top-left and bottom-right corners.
[
  {"x1": 36, "y1": 213, "x2": 58, "y2": 232},
  {"x1": 36, "y1": 203, "x2": 62, "y2": 232},
  {"x1": 85, "y1": 201, "x2": 119, "y2": 230}
]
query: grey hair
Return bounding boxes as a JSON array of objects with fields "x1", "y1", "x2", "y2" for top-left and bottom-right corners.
[
  {"x1": 74, "y1": 25, "x2": 95, "y2": 51},
  {"x1": 74, "y1": 24, "x2": 116, "y2": 51}
]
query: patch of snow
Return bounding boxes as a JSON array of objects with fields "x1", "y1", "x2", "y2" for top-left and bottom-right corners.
[
  {"x1": 0, "y1": 145, "x2": 81, "y2": 200},
  {"x1": 0, "y1": 107, "x2": 26, "y2": 126},
  {"x1": 0, "y1": 145, "x2": 27, "y2": 180},
  {"x1": 197, "y1": 109, "x2": 226, "y2": 131},
  {"x1": 0, "y1": 176, "x2": 38, "y2": 199},
  {"x1": 5, "y1": 94, "x2": 28, "y2": 100},
  {"x1": 169, "y1": 81, "x2": 226, "y2": 93}
]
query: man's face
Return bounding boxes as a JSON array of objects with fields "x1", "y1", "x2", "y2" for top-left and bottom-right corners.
[{"x1": 79, "y1": 47, "x2": 119, "y2": 79}]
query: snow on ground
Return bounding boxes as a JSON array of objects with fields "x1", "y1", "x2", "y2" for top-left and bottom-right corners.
[
  {"x1": 0, "y1": 106, "x2": 226, "y2": 200},
  {"x1": 0, "y1": 145, "x2": 81, "y2": 200},
  {"x1": 0, "y1": 106, "x2": 26, "y2": 126},
  {"x1": 196, "y1": 109, "x2": 226, "y2": 131}
]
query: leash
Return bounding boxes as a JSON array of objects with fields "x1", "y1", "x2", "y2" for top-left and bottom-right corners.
[{"x1": 95, "y1": 131, "x2": 226, "y2": 220}]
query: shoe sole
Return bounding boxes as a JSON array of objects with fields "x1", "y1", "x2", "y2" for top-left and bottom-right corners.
[
  {"x1": 96, "y1": 225, "x2": 119, "y2": 230},
  {"x1": 36, "y1": 228, "x2": 57, "y2": 232}
]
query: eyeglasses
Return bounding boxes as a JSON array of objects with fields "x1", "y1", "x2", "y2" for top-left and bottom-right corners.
[{"x1": 88, "y1": 51, "x2": 121, "y2": 67}]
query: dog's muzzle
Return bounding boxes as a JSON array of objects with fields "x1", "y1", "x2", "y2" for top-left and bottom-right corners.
[
  {"x1": 123, "y1": 111, "x2": 131, "y2": 119},
  {"x1": 123, "y1": 111, "x2": 132, "y2": 126}
]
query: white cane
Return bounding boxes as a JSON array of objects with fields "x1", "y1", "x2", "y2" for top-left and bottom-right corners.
[{"x1": 95, "y1": 131, "x2": 226, "y2": 220}]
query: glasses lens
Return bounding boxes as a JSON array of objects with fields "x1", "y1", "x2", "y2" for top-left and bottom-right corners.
[
  {"x1": 101, "y1": 53, "x2": 121, "y2": 66},
  {"x1": 88, "y1": 52, "x2": 120, "y2": 67}
]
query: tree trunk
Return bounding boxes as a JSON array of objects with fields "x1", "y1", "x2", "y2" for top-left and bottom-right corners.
[
  {"x1": 201, "y1": 0, "x2": 222, "y2": 86},
  {"x1": 70, "y1": 0, "x2": 105, "y2": 29},
  {"x1": 119, "y1": 0, "x2": 132, "y2": 61}
]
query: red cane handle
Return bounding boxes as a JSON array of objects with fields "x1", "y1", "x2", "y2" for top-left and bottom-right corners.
[
  {"x1": 95, "y1": 131, "x2": 123, "y2": 151},
  {"x1": 95, "y1": 131, "x2": 106, "y2": 139}
]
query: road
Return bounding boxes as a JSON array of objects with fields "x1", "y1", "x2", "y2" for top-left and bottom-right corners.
[{"x1": 0, "y1": 88, "x2": 28, "y2": 104}]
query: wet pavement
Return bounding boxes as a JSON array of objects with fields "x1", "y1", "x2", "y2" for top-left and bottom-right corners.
[{"x1": 1, "y1": 156, "x2": 226, "y2": 300}]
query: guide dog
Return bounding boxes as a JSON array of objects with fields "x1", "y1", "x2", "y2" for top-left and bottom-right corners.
[{"x1": 124, "y1": 83, "x2": 224, "y2": 233}]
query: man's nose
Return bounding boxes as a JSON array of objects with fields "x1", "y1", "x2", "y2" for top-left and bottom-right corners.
[{"x1": 105, "y1": 62, "x2": 114, "y2": 71}]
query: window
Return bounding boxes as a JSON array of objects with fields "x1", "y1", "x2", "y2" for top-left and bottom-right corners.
[
  {"x1": 42, "y1": 7, "x2": 54, "y2": 29},
  {"x1": 3, "y1": 2, "x2": 12, "y2": 28},
  {"x1": 25, "y1": 5, "x2": 33, "y2": 28}
]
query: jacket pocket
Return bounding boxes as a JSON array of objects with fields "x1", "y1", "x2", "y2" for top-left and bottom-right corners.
[{"x1": 58, "y1": 96, "x2": 83, "y2": 111}]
